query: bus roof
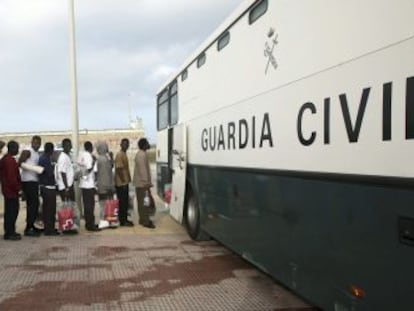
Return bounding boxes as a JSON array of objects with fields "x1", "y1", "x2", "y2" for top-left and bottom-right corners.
[{"x1": 157, "y1": 0, "x2": 257, "y2": 94}]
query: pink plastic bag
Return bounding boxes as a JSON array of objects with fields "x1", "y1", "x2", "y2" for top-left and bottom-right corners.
[
  {"x1": 58, "y1": 207, "x2": 74, "y2": 231},
  {"x1": 164, "y1": 188, "x2": 171, "y2": 204},
  {"x1": 104, "y1": 199, "x2": 119, "y2": 225}
]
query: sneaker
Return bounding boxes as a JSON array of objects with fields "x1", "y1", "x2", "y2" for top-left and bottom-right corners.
[
  {"x1": 98, "y1": 220, "x2": 109, "y2": 229},
  {"x1": 24, "y1": 228, "x2": 41, "y2": 237}
]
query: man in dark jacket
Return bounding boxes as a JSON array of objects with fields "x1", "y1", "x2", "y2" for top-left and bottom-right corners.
[
  {"x1": 0, "y1": 141, "x2": 22, "y2": 240},
  {"x1": 115, "y1": 138, "x2": 133, "y2": 227},
  {"x1": 38, "y1": 142, "x2": 60, "y2": 236}
]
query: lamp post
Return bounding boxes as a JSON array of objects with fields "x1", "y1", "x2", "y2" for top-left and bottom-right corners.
[
  {"x1": 68, "y1": 0, "x2": 79, "y2": 157},
  {"x1": 68, "y1": 0, "x2": 82, "y2": 223}
]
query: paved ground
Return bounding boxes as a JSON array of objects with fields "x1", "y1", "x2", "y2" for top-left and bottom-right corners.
[{"x1": 0, "y1": 193, "x2": 318, "y2": 311}]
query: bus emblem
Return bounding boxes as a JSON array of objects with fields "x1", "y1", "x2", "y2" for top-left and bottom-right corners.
[{"x1": 264, "y1": 27, "x2": 279, "y2": 74}]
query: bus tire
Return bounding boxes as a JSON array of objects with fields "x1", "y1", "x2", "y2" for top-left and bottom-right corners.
[{"x1": 185, "y1": 192, "x2": 210, "y2": 241}]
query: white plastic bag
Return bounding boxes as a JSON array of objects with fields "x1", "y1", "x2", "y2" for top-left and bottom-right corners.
[{"x1": 98, "y1": 219, "x2": 109, "y2": 229}]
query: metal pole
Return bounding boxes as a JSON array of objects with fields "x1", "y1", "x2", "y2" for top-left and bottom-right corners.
[
  {"x1": 68, "y1": 0, "x2": 82, "y2": 226},
  {"x1": 68, "y1": 0, "x2": 79, "y2": 157}
]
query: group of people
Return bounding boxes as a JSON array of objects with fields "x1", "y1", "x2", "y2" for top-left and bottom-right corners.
[{"x1": 0, "y1": 135, "x2": 155, "y2": 241}]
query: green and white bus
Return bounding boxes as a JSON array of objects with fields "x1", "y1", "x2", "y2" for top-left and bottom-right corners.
[{"x1": 156, "y1": 0, "x2": 414, "y2": 310}]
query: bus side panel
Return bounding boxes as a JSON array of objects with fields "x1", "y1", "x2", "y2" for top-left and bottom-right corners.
[{"x1": 187, "y1": 165, "x2": 414, "y2": 311}]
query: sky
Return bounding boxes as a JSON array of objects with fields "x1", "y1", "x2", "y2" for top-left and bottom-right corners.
[{"x1": 0, "y1": 0, "x2": 243, "y2": 142}]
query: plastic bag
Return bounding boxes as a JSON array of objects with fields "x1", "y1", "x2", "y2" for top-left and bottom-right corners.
[
  {"x1": 104, "y1": 199, "x2": 119, "y2": 227},
  {"x1": 144, "y1": 191, "x2": 156, "y2": 216},
  {"x1": 58, "y1": 206, "x2": 74, "y2": 231}
]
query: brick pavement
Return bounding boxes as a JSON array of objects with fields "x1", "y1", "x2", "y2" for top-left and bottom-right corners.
[{"x1": 0, "y1": 194, "x2": 318, "y2": 311}]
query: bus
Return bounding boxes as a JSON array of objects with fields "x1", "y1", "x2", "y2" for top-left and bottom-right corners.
[{"x1": 155, "y1": 0, "x2": 414, "y2": 310}]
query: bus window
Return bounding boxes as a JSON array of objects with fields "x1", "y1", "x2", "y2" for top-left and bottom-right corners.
[
  {"x1": 197, "y1": 53, "x2": 206, "y2": 68},
  {"x1": 157, "y1": 89, "x2": 169, "y2": 130},
  {"x1": 249, "y1": 0, "x2": 268, "y2": 24},
  {"x1": 170, "y1": 81, "x2": 177, "y2": 95},
  {"x1": 169, "y1": 81, "x2": 178, "y2": 125},
  {"x1": 181, "y1": 69, "x2": 188, "y2": 82},
  {"x1": 217, "y1": 31, "x2": 230, "y2": 51},
  {"x1": 157, "y1": 102, "x2": 168, "y2": 130},
  {"x1": 170, "y1": 94, "x2": 178, "y2": 125}
]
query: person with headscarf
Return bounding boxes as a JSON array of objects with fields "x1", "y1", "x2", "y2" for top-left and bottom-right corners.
[{"x1": 95, "y1": 141, "x2": 114, "y2": 227}]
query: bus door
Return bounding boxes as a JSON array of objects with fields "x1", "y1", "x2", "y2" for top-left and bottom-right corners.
[{"x1": 169, "y1": 123, "x2": 187, "y2": 223}]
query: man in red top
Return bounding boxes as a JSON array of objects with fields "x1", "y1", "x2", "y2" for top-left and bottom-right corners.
[{"x1": 0, "y1": 141, "x2": 22, "y2": 241}]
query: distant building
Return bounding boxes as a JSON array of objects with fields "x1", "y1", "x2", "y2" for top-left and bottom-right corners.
[{"x1": 0, "y1": 126, "x2": 145, "y2": 153}]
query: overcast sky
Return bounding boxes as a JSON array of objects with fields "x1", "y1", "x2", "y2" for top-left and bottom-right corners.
[{"x1": 0, "y1": 0, "x2": 242, "y2": 142}]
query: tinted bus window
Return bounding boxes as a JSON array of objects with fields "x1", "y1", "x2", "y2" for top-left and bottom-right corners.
[
  {"x1": 169, "y1": 81, "x2": 178, "y2": 125},
  {"x1": 217, "y1": 31, "x2": 230, "y2": 51},
  {"x1": 197, "y1": 53, "x2": 206, "y2": 68},
  {"x1": 170, "y1": 81, "x2": 178, "y2": 95},
  {"x1": 249, "y1": 0, "x2": 268, "y2": 24},
  {"x1": 181, "y1": 70, "x2": 188, "y2": 81},
  {"x1": 158, "y1": 89, "x2": 168, "y2": 104},
  {"x1": 157, "y1": 89, "x2": 169, "y2": 130},
  {"x1": 170, "y1": 94, "x2": 178, "y2": 125},
  {"x1": 158, "y1": 102, "x2": 168, "y2": 130}
]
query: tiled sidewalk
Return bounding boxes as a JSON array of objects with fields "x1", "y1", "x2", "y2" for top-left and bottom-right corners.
[
  {"x1": 0, "y1": 194, "x2": 317, "y2": 311},
  {"x1": 0, "y1": 234, "x2": 316, "y2": 311}
]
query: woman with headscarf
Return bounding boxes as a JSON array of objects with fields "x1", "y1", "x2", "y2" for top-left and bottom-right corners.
[{"x1": 95, "y1": 141, "x2": 114, "y2": 228}]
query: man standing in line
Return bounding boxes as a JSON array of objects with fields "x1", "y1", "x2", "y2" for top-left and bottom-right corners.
[
  {"x1": 78, "y1": 141, "x2": 100, "y2": 232},
  {"x1": 133, "y1": 138, "x2": 155, "y2": 229},
  {"x1": 19, "y1": 135, "x2": 42, "y2": 237},
  {"x1": 115, "y1": 138, "x2": 133, "y2": 227},
  {"x1": 55, "y1": 138, "x2": 79, "y2": 234},
  {"x1": 96, "y1": 140, "x2": 114, "y2": 228},
  {"x1": 38, "y1": 142, "x2": 60, "y2": 236},
  {"x1": 56, "y1": 138, "x2": 75, "y2": 202},
  {"x1": 0, "y1": 141, "x2": 22, "y2": 240}
]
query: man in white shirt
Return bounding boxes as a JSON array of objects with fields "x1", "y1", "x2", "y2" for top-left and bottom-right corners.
[
  {"x1": 78, "y1": 141, "x2": 100, "y2": 232},
  {"x1": 56, "y1": 138, "x2": 75, "y2": 202},
  {"x1": 18, "y1": 135, "x2": 42, "y2": 237}
]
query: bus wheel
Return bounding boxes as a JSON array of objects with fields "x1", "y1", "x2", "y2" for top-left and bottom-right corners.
[{"x1": 185, "y1": 192, "x2": 209, "y2": 241}]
